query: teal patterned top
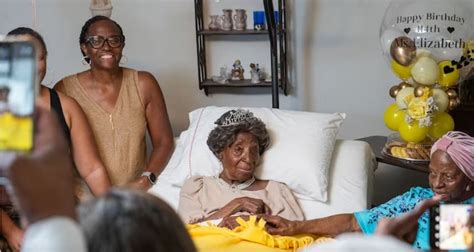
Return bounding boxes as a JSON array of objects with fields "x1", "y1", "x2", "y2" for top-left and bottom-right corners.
[{"x1": 354, "y1": 187, "x2": 474, "y2": 250}]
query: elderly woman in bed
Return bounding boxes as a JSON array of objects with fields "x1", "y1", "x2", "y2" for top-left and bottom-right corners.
[
  {"x1": 178, "y1": 109, "x2": 304, "y2": 228},
  {"x1": 262, "y1": 131, "x2": 474, "y2": 250}
]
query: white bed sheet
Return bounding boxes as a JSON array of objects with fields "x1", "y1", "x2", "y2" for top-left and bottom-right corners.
[{"x1": 149, "y1": 139, "x2": 375, "y2": 220}]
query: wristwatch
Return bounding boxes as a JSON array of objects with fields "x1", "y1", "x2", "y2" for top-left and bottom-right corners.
[{"x1": 141, "y1": 172, "x2": 157, "y2": 185}]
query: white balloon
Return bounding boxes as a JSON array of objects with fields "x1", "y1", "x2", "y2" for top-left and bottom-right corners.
[
  {"x1": 411, "y1": 56, "x2": 440, "y2": 85},
  {"x1": 396, "y1": 87, "x2": 415, "y2": 109},
  {"x1": 416, "y1": 49, "x2": 432, "y2": 59},
  {"x1": 432, "y1": 88, "x2": 449, "y2": 112}
]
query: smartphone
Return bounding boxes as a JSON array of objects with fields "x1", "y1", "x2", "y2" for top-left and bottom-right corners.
[
  {"x1": 430, "y1": 203, "x2": 474, "y2": 250},
  {"x1": 0, "y1": 40, "x2": 36, "y2": 152}
]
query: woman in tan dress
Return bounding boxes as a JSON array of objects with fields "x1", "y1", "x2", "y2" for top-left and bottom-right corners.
[
  {"x1": 55, "y1": 16, "x2": 173, "y2": 190},
  {"x1": 178, "y1": 109, "x2": 304, "y2": 229}
]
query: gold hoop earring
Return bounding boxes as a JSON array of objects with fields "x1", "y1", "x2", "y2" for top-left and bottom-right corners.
[
  {"x1": 81, "y1": 56, "x2": 90, "y2": 66},
  {"x1": 120, "y1": 55, "x2": 128, "y2": 65}
]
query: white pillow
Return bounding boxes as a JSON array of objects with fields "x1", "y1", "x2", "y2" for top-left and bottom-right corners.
[{"x1": 161, "y1": 106, "x2": 345, "y2": 202}]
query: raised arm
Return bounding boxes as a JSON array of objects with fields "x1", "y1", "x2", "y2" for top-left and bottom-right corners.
[
  {"x1": 133, "y1": 71, "x2": 173, "y2": 188},
  {"x1": 262, "y1": 213, "x2": 361, "y2": 237},
  {"x1": 60, "y1": 93, "x2": 111, "y2": 196}
]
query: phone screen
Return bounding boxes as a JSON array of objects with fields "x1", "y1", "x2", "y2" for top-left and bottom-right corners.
[
  {"x1": 431, "y1": 204, "x2": 474, "y2": 250},
  {"x1": 0, "y1": 41, "x2": 36, "y2": 152}
]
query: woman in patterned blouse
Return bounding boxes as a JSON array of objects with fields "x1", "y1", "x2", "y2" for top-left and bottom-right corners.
[{"x1": 260, "y1": 131, "x2": 474, "y2": 250}]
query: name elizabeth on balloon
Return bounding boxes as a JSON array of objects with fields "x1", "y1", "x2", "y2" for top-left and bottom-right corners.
[{"x1": 414, "y1": 38, "x2": 465, "y2": 49}]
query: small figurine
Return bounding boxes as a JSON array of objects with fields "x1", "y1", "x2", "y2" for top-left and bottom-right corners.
[
  {"x1": 231, "y1": 60, "x2": 244, "y2": 80},
  {"x1": 211, "y1": 66, "x2": 230, "y2": 84},
  {"x1": 219, "y1": 66, "x2": 231, "y2": 83},
  {"x1": 250, "y1": 63, "x2": 261, "y2": 84}
]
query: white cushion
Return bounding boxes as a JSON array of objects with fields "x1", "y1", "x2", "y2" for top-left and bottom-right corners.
[
  {"x1": 160, "y1": 106, "x2": 345, "y2": 202},
  {"x1": 297, "y1": 140, "x2": 375, "y2": 219}
]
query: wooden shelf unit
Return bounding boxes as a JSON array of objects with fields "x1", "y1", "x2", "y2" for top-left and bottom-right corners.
[{"x1": 194, "y1": 0, "x2": 288, "y2": 105}]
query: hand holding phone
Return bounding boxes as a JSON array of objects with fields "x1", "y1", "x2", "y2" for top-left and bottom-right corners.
[
  {"x1": 0, "y1": 103, "x2": 76, "y2": 225},
  {"x1": 0, "y1": 39, "x2": 36, "y2": 152},
  {"x1": 376, "y1": 197, "x2": 441, "y2": 244}
]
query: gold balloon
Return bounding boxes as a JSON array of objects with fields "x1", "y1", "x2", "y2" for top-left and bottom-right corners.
[
  {"x1": 398, "y1": 82, "x2": 412, "y2": 89},
  {"x1": 455, "y1": 97, "x2": 461, "y2": 106},
  {"x1": 446, "y1": 89, "x2": 458, "y2": 99},
  {"x1": 448, "y1": 98, "x2": 459, "y2": 111},
  {"x1": 414, "y1": 86, "x2": 425, "y2": 97},
  {"x1": 390, "y1": 36, "x2": 417, "y2": 66},
  {"x1": 389, "y1": 85, "x2": 401, "y2": 98}
]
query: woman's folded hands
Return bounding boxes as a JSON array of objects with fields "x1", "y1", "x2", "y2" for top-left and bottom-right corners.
[{"x1": 217, "y1": 197, "x2": 272, "y2": 229}]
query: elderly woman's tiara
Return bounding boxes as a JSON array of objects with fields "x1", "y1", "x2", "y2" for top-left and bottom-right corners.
[{"x1": 215, "y1": 109, "x2": 254, "y2": 127}]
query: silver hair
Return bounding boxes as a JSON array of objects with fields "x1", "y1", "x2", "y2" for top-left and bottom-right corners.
[{"x1": 207, "y1": 109, "x2": 270, "y2": 158}]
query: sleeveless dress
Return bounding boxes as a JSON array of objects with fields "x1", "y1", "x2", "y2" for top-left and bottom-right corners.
[
  {"x1": 58, "y1": 68, "x2": 147, "y2": 186},
  {"x1": 49, "y1": 88, "x2": 70, "y2": 140}
]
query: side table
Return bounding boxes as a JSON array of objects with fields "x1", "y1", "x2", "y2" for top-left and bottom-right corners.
[{"x1": 358, "y1": 136, "x2": 430, "y2": 174}]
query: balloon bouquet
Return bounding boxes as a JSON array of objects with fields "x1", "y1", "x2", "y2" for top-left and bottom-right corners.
[{"x1": 380, "y1": 0, "x2": 473, "y2": 161}]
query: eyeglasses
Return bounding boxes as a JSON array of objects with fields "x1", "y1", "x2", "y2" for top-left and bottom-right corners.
[{"x1": 85, "y1": 35, "x2": 124, "y2": 49}]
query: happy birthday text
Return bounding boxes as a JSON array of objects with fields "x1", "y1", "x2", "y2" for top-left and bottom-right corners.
[{"x1": 396, "y1": 13, "x2": 465, "y2": 25}]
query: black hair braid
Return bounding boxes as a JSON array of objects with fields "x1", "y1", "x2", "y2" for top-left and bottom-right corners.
[{"x1": 7, "y1": 27, "x2": 48, "y2": 55}]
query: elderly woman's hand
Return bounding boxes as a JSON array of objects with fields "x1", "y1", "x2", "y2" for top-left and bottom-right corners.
[
  {"x1": 259, "y1": 215, "x2": 301, "y2": 236},
  {"x1": 218, "y1": 215, "x2": 250, "y2": 230},
  {"x1": 229, "y1": 197, "x2": 272, "y2": 215}
]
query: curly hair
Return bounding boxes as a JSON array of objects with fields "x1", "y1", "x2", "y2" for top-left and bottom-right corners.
[
  {"x1": 79, "y1": 15, "x2": 125, "y2": 63},
  {"x1": 207, "y1": 110, "x2": 270, "y2": 158}
]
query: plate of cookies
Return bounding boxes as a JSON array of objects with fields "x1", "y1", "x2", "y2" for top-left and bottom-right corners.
[{"x1": 382, "y1": 134, "x2": 432, "y2": 162}]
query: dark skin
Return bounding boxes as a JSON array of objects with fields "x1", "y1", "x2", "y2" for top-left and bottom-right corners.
[
  {"x1": 55, "y1": 19, "x2": 173, "y2": 190},
  {"x1": 261, "y1": 149, "x2": 474, "y2": 237},
  {"x1": 428, "y1": 150, "x2": 473, "y2": 202},
  {"x1": 201, "y1": 132, "x2": 271, "y2": 229},
  {"x1": 0, "y1": 103, "x2": 77, "y2": 251}
]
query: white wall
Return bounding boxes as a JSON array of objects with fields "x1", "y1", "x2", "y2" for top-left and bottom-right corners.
[
  {"x1": 0, "y1": 0, "x2": 400, "y2": 139},
  {"x1": 0, "y1": 0, "x2": 427, "y2": 203}
]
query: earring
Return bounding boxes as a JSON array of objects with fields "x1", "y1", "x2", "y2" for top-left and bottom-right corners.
[
  {"x1": 81, "y1": 56, "x2": 90, "y2": 66},
  {"x1": 467, "y1": 185, "x2": 471, "y2": 191},
  {"x1": 120, "y1": 54, "x2": 128, "y2": 65}
]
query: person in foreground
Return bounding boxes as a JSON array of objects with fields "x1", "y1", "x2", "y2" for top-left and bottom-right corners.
[
  {"x1": 178, "y1": 109, "x2": 304, "y2": 228},
  {"x1": 55, "y1": 15, "x2": 173, "y2": 190},
  {"x1": 79, "y1": 189, "x2": 196, "y2": 252},
  {"x1": 0, "y1": 103, "x2": 196, "y2": 252},
  {"x1": 0, "y1": 102, "x2": 86, "y2": 252},
  {"x1": 261, "y1": 131, "x2": 474, "y2": 249}
]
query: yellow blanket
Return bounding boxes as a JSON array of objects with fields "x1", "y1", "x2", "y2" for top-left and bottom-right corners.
[{"x1": 188, "y1": 216, "x2": 333, "y2": 252}]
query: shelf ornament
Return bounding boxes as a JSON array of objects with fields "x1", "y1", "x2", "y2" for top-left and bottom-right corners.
[
  {"x1": 380, "y1": 0, "x2": 473, "y2": 161},
  {"x1": 90, "y1": 0, "x2": 113, "y2": 18}
]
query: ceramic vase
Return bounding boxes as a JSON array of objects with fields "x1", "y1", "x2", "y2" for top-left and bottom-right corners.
[
  {"x1": 234, "y1": 9, "x2": 247, "y2": 31},
  {"x1": 221, "y1": 9, "x2": 233, "y2": 31}
]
